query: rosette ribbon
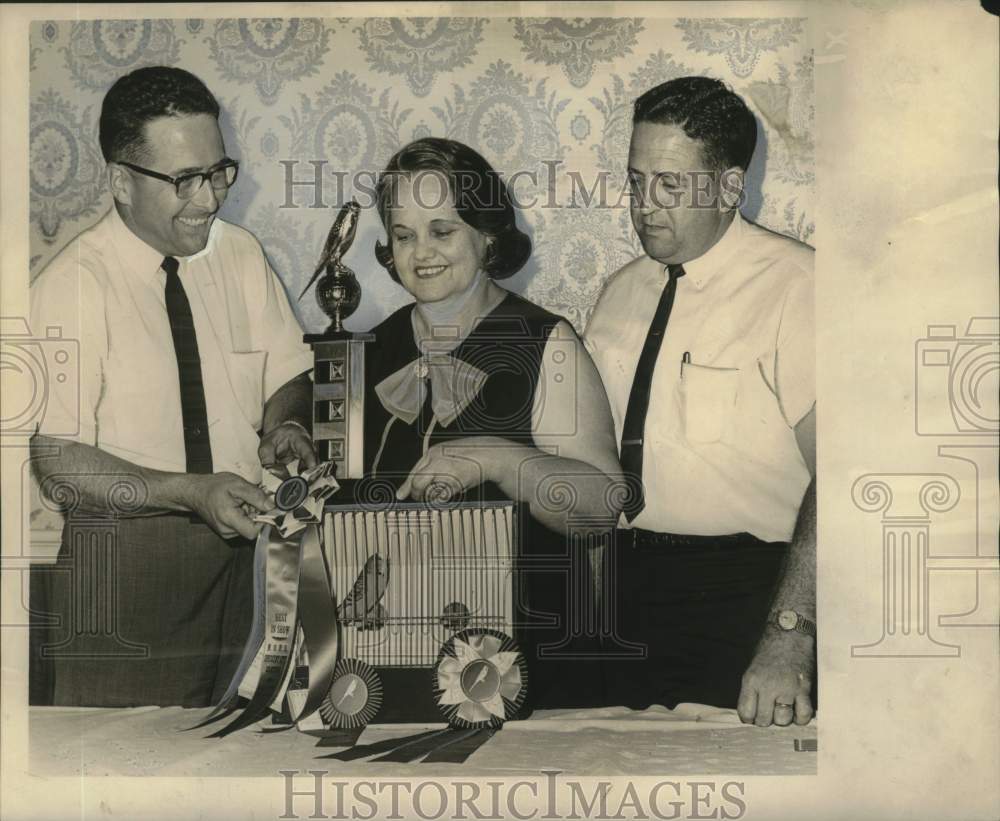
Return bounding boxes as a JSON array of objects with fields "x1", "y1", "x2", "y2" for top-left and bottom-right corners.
[
  {"x1": 434, "y1": 630, "x2": 527, "y2": 729},
  {"x1": 255, "y1": 460, "x2": 340, "y2": 538},
  {"x1": 194, "y1": 462, "x2": 341, "y2": 737}
]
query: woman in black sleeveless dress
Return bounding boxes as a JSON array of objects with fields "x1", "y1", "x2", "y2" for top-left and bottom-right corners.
[{"x1": 358, "y1": 138, "x2": 623, "y2": 710}]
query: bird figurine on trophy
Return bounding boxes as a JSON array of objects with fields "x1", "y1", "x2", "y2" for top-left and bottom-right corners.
[
  {"x1": 299, "y1": 198, "x2": 362, "y2": 337},
  {"x1": 301, "y1": 199, "x2": 370, "y2": 479}
]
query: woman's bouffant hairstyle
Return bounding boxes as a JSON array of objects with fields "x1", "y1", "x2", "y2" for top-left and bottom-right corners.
[{"x1": 374, "y1": 138, "x2": 531, "y2": 282}]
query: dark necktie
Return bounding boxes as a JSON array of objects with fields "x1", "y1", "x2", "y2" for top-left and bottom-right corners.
[
  {"x1": 162, "y1": 256, "x2": 213, "y2": 474},
  {"x1": 619, "y1": 263, "x2": 686, "y2": 522}
]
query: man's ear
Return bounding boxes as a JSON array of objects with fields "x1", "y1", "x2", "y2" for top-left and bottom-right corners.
[
  {"x1": 719, "y1": 166, "x2": 745, "y2": 212},
  {"x1": 107, "y1": 162, "x2": 132, "y2": 206}
]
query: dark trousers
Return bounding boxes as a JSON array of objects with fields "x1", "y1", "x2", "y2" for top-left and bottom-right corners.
[
  {"x1": 600, "y1": 529, "x2": 788, "y2": 710},
  {"x1": 517, "y1": 523, "x2": 608, "y2": 712},
  {"x1": 30, "y1": 514, "x2": 253, "y2": 708}
]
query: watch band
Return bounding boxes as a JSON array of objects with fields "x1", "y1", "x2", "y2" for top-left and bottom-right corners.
[{"x1": 771, "y1": 609, "x2": 816, "y2": 638}]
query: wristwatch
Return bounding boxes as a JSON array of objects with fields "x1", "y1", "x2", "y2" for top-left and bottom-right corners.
[{"x1": 770, "y1": 608, "x2": 816, "y2": 638}]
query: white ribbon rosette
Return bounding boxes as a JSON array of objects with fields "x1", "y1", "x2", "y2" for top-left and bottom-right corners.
[
  {"x1": 255, "y1": 461, "x2": 340, "y2": 537},
  {"x1": 434, "y1": 629, "x2": 528, "y2": 729}
]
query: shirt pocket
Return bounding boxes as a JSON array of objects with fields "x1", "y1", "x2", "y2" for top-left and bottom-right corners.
[
  {"x1": 680, "y1": 361, "x2": 740, "y2": 444},
  {"x1": 226, "y1": 350, "x2": 267, "y2": 431}
]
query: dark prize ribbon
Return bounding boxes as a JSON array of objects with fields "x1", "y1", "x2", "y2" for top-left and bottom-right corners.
[{"x1": 318, "y1": 659, "x2": 383, "y2": 729}]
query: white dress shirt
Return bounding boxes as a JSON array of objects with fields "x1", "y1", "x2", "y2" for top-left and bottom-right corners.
[
  {"x1": 30, "y1": 207, "x2": 314, "y2": 484},
  {"x1": 584, "y1": 214, "x2": 814, "y2": 542}
]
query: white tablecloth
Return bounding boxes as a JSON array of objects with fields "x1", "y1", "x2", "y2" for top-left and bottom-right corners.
[{"x1": 30, "y1": 703, "x2": 817, "y2": 777}]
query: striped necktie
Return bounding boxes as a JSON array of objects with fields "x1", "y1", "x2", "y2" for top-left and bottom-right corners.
[
  {"x1": 619, "y1": 263, "x2": 685, "y2": 522},
  {"x1": 162, "y1": 256, "x2": 213, "y2": 474}
]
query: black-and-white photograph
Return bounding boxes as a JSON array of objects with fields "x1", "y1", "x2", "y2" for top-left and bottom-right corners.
[{"x1": 1, "y1": 2, "x2": 996, "y2": 820}]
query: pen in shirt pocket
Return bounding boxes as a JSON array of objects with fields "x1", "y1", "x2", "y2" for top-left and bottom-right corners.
[{"x1": 680, "y1": 351, "x2": 691, "y2": 376}]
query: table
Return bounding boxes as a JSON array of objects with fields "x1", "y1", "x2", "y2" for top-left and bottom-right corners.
[{"x1": 30, "y1": 703, "x2": 817, "y2": 777}]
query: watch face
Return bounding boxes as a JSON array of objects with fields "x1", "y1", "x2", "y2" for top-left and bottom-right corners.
[{"x1": 777, "y1": 610, "x2": 798, "y2": 630}]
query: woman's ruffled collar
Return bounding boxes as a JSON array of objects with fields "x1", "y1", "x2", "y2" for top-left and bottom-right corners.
[
  {"x1": 374, "y1": 351, "x2": 488, "y2": 427},
  {"x1": 374, "y1": 279, "x2": 508, "y2": 427}
]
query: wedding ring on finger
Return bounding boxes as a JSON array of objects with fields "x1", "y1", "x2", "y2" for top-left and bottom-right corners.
[{"x1": 774, "y1": 702, "x2": 794, "y2": 723}]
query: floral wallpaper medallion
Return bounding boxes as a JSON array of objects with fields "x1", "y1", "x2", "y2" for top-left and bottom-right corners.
[
  {"x1": 512, "y1": 18, "x2": 644, "y2": 88},
  {"x1": 29, "y1": 90, "x2": 106, "y2": 246},
  {"x1": 207, "y1": 18, "x2": 330, "y2": 105},
  {"x1": 527, "y1": 207, "x2": 642, "y2": 331},
  {"x1": 356, "y1": 18, "x2": 485, "y2": 98},
  {"x1": 282, "y1": 71, "x2": 411, "y2": 182},
  {"x1": 433, "y1": 60, "x2": 569, "y2": 203},
  {"x1": 675, "y1": 18, "x2": 804, "y2": 78},
  {"x1": 64, "y1": 20, "x2": 181, "y2": 90}
]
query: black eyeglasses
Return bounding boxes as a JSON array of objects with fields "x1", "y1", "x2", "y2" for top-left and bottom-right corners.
[{"x1": 118, "y1": 159, "x2": 240, "y2": 199}]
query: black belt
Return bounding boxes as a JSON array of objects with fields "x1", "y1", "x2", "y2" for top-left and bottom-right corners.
[{"x1": 619, "y1": 528, "x2": 780, "y2": 550}]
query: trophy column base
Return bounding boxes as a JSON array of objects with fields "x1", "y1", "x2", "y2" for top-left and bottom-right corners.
[{"x1": 305, "y1": 332, "x2": 372, "y2": 480}]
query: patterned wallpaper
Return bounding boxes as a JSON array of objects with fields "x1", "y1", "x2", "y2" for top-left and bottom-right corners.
[{"x1": 28, "y1": 16, "x2": 814, "y2": 334}]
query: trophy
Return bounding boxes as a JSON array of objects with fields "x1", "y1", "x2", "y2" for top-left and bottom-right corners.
[
  {"x1": 301, "y1": 199, "x2": 370, "y2": 479},
  {"x1": 299, "y1": 199, "x2": 362, "y2": 336}
]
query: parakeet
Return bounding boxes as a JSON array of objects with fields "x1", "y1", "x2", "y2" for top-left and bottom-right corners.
[
  {"x1": 298, "y1": 199, "x2": 361, "y2": 301},
  {"x1": 338, "y1": 553, "x2": 390, "y2": 627}
]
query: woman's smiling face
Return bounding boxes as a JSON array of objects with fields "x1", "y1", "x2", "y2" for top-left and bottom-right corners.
[{"x1": 388, "y1": 171, "x2": 489, "y2": 304}]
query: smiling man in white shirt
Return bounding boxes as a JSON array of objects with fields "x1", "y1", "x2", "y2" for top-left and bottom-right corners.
[
  {"x1": 585, "y1": 76, "x2": 816, "y2": 727},
  {"x1": 30, "y1": 67, "x2": 316, "y2": 707}
]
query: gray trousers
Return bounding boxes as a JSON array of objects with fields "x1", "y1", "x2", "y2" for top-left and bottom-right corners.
[{"x1": 33, "y1": 514, "x2": 253, "y2": 707}]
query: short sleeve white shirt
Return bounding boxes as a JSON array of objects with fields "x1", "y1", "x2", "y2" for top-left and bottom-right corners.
[
  {"x1": 583, "y1": 214, "x2": 814, "y2": 542},
  {"x1": 30, "y1": 207, "x2": 314, "y2": 484}
]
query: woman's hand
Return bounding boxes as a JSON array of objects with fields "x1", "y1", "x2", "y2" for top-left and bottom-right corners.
[
  {"x1": 397, "y1": 438, "x2": 501, "y2": 502},
  {"x1": 258, "y1": 420, "x2": 318, "y2": 479}
]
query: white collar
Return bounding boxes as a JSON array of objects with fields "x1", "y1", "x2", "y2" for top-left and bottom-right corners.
[
  {"x1": 676, "y1": 212, "x2": 744, "y2": 289},
  {"x1": 108, "y1": 205, "x2": 165, "y2": 278},
  {"x1": 108, "y1": 204, "x2": 222, "y2": 275}
]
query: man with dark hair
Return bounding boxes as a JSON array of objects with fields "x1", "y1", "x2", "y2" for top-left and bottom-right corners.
[
  {"x1": 30, "y1": 66, "x2": 317, "y2": 707},
  {"x1": 585, "y1": 76, "x2": 816, "y2": 726}
]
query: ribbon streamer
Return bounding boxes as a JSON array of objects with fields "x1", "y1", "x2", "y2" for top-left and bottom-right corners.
[
  {"x1": 289, "y1": 524, "x2": 339, "y2": 722},
  {"x1": 190, "y1": 523, "x2": 296, "y2": 732},
  {"x1": 371, "y1": 728, "x2": 482, "y2": 763},
  {"x1": 422, "y1": 728, "x2": 496, "y2": 764},
  {"x1": 205, "y1": 462, "x2": 341, "y2": 736},
  {"x1": 317, "y1": 729, "x2": 453, "y2": 762},
  {"x1": 210, "y1": 526, "x2": 302, "y2": 737}
]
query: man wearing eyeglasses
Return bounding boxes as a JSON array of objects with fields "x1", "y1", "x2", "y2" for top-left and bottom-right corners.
[{"x1": 29, "y1": 66, "x2": 316, "y2": 707}]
